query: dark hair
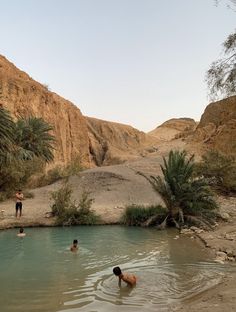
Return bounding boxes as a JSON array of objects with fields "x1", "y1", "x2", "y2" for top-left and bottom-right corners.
[
  {"x1": 18, "y1": 190, "x2": 22, "y2": 192},
  {"x1": 113, "y1": 266, "x2": 122, "y2": 276},
  {"x1": 73, "y1": 239, "x2": 78, "y2": 244},
  {"x1": 19, "y1": 227, "x2": 24, "y2": 233}
]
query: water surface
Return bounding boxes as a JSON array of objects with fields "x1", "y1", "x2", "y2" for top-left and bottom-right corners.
[{"x1": 0, "y1": 226, "x2": 230, "y2": 312}]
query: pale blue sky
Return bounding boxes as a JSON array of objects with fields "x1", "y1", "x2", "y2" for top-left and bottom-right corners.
[{"x1": 0, "y1": 0, "x2": 235, "y2": 131}]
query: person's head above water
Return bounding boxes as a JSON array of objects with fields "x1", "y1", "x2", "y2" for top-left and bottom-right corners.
[
  {"x1": 19, "y1": 227, "x2": 24, "y2": 233},
  {"x1": 73, "y1": 239, "x2": 78, "y2": 245},
  {"x1": 113, "y1": 266, "x2": 122, "y2": 276}
]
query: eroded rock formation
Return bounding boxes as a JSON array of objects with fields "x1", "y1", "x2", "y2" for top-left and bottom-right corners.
[
  {"x1": 192, "y1": 96, "x2": 236, "y2": 155},
  {"x1": 0, "y1": 55, "x2": 158, "y2": 167},
  {"x1": 87, "y1": 117, "x2": 157, "y2": 165},
  {"x1": 149, "y1": 118, "x2": 197, "y2": 141}
]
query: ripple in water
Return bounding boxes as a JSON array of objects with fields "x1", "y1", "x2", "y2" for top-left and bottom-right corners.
[
  {"x1": 60, "y1": 262, "x2": 225, "y2": 312},
  {"x1": 0, "y1": 226, "x2": 235, "y2": 312}
]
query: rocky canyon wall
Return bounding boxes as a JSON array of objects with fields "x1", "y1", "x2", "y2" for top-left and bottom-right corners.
[{"x1": 192, "y1": 96, "x2": 236, "y2": 155}]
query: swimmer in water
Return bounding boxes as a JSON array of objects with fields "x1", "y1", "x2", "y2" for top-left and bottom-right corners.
[
  {"x1": 113, "y1": 266, "x2": 137, "y2": 287},
  {"x1": 70, "y1": 239, "x2": 78, "y2": 252},
  {"x1": 17, "y1": 227, "x2": 26, "y2": 237}
]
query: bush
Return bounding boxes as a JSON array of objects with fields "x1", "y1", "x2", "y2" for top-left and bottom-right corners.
[
  {"x1": 50, "y1": 183, "x2": 100, "y2": 225},
  {"x1": 51, "y1": 183, "x2": 72, "y2": 217},
  {"x1": 122, "y1": 205, "x2": 167, "y2": 226},
  {"x1": 195, "y1": 150, "x2": 236, "y2": 195}
]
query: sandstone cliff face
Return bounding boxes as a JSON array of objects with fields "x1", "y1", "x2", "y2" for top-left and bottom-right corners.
[
  {"x1": 149, "y1": 118, "x2": 197, "y2": 141},
  {"x1": 86, "y1": 117, "x2": 157, "y2": 165},
  {"x1": 0, "y1": 55, "x2": 91, "y2": 167},
  {"x1": 0, "y1": 55, "x2": 160, "y2": 167},
  {"x1": 192, "y1": 96, "x2": 236, "y2": 155}
]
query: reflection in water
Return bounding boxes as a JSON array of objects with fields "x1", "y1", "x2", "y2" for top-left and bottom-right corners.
[{"x1": 0, "y1": 226, "x2": 234, "y2": 312}]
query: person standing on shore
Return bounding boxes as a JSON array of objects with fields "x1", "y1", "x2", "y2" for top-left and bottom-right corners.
[{"x1": 15, "y1": 190, "x2": 24, "y2": 218}]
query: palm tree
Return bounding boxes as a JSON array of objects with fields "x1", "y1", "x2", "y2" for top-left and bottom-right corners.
[
  {"x1": 142, "y1": 150, "x2": 217, "y2": 229},
  {"x1": 14, "y1": 117, "x2": 56, "y2": 162},
  {"x1": 0, "y1": 106, "x2": 14, "y2": 154},
  {"x1": 0, "y1": 113, "x2": 56, "y2": 192}
]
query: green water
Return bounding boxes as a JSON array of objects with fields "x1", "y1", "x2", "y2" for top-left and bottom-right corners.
[{"x1": 0, "y1": 226, "x2": 228, "y2": 312}]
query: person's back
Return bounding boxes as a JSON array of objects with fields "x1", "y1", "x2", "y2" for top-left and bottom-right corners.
[{"x1": 113, "y1": 266, "x2": 136, "y2": 287}]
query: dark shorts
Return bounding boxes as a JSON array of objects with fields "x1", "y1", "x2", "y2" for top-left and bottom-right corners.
[{"x1": 16, "y1": 202, "x2": 22, "y2": 212}]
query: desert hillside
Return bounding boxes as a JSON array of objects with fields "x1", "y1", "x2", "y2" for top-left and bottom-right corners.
[{"x1": 191, "y1": 96, "x2": 236, "y2": 155}]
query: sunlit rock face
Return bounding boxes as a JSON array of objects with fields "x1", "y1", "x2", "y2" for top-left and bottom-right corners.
[
  {"x1": 192, "y1": 96, "x2": 236, "y2": 155},
  {"x1": 0, "y1": 55, "x2": 158, "y2": 167},
  {"x1": 149, "y1": 118, "x2": 197, "y2": 141},
  {"x1": 0, "y1": 55, "x2": 91, "y2": 168},
  {"x1": 86, "y1": 116, "x2": 157, "y2": 166}
]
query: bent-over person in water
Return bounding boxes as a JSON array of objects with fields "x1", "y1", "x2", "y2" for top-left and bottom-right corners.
[
  {"x1": 113, "y1": 266, "x2": 137, "y2": 287},
  {"x1": 70, "y1": 239, "x2": 78, "y2": 252}
]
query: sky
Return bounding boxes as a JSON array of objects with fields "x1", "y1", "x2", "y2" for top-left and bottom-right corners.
[{"x1": 0, "y1": 0, "x2": 235, "y2": 131}]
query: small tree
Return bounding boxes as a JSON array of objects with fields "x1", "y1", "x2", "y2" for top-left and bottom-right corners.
[{"x1": 206, "y1": 30, "x2": 236, "y2": 100}]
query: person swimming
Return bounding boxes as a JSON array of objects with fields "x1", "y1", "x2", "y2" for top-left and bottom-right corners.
[
  {"x1": 70, "y1": 239, "x2": 78, "y2": 252},
  {"x1": 113, "y1": 266, "x2": 137, "y2": 287},
  {"x1": 17, "y1": 227, "x2": 26, "y2": 237}
]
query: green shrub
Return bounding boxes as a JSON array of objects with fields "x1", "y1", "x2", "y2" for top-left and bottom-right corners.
[
  {"x1": 51, "y1": 183, "x2": 72, "y2": 217},
  {"x1": 195, "y1": 150, "x2": 236, "y2": 195},
  {"x1": 50, "y1": 183, "x2": 100, "y2": 225},
  {"x1": 122, "y1": 205, "x2": 167, "y2": 226}
]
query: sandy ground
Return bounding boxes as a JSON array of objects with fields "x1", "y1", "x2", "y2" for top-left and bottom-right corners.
[
  {"x1": 0, "y1": 145, "x2": 236, "y2": 311},
  {"x1": 0, "y1": 155, "x2": 165, "y2": 228}
]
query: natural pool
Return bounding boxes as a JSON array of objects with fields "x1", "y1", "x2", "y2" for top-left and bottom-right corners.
[{"x1": 0, "y1": 226, "x2": 229, "y2": 312}]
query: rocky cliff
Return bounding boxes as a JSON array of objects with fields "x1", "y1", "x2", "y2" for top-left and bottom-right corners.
[
  {"x1": 0, "y1": 55, "x2": 91, "y2": 167},
  {"x1": 86, "y1": 117, "x2": 157, "y2": 165},
  {"x1": 149, "y1": 118, "x2": 197, "y2": 141},
  {"x1": 192, "y1": 96, "x2": 236, "y2": 155},
  {"x1": 0, "y1": 55, "x2": 158, "y2": 167}
]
